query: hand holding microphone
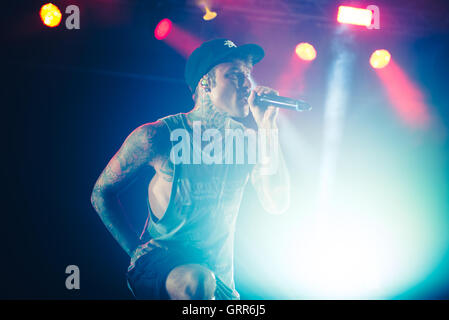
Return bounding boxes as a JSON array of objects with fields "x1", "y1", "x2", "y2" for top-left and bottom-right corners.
[
  {"x1": 248, "y1": 85, "x2": 312, "y2": 128},
  {"x1": 248, "y1": 86, "x2": 280, "y2": 127},
  {"x1": 254, "y1": 92, "x2": 312, "y2": 112}
]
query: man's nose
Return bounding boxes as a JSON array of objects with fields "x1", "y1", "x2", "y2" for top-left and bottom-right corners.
[{"x1": 240, "y1": 75, "x2": 252, "y2": 91}]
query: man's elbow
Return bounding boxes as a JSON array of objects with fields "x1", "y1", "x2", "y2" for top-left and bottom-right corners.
[
  {"x1": 267, "y1": 203, "x2": 290, "y2": 215},
  {"x1": 264, "y1": 192, "x2": 290, "y2": 215},
  {"x1": 90, "y1": 183, "x2": 111, "y2": 212},
  {"x1": 90, "y1": 185, "x2": 102, "y2": 212}
]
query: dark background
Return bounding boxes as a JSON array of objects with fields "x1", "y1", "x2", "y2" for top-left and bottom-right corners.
[{"x1": 2, "y1": 0, "x2": 449, "y2": 299}]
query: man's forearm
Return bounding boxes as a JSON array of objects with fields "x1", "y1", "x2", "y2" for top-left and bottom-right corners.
[
  {"x1": 252, "y1": 123, "x2": 290, "y2": 214},
  {"x1": 252, "y1": 145, "x2": 290, "y2": 214},
  {"x1": 91, "y1": 189, "x2": 141, "y2": 257}
]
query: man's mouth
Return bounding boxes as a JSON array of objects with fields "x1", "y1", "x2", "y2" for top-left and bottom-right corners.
[{"x1": 238, "y1": 92, "x2": 250, "y2": 103}]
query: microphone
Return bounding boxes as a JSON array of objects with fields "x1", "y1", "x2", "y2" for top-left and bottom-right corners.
[{"x1": 255, "y1": 93, "x2": 312, "y2": 112}]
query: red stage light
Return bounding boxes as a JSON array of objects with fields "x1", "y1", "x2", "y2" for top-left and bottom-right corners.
[
  {"x1": 155, "y1": 19, "x2": 172, "y2": 40},
  {"x1": 370, "y1": 49, "x2": 391, "y2": 69},
  {"x1": 40, "y1": 3, "x2": 62, "y2": 27},
  {"x1": 295, "y1": 43, "x2": 316, "y2": 61},
  {"x1": 337, "y1": 5, "x2": 373, "y2": 27}
]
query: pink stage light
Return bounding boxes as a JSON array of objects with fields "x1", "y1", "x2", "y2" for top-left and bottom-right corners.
[
  {"x1": 337, "y1": 6, "x2": 373, "y2": 27},
  {"x1": 275, "y1": 52, "x2": 311, "y2": 97},
  {"x1": 160, "y1": 24, "x2": 202, "y2": 58},
  {"x1": 153, "y1": 19, "x2": 202, "y2": 57},
  {"x1": 375, "y1": 60, "x2": 430, "y2": 129},
  {"x1": 154, "y1": 19, "x2": 172, "y2": 40}
]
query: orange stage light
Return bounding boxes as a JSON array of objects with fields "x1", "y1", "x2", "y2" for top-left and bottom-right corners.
[
  {"x1": 370, "y1": 49, "x2": 391, "y2": 69},
  {"x1": 337, "y1": 5, "x2": 373, "y2": 27},
  {"x1": 40, "y1": 3, "x2": 62, "y2": 28},
  {"x1": 203, "y1": 6, "x2": 217, "y2": 21},
  {"x1": 295, "y1": 43, "x2": 317, "y2": 61}
]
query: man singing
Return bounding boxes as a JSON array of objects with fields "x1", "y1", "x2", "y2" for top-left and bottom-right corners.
[{"x1": 91, "y1": 39, "x2": 290, "y2": 300}]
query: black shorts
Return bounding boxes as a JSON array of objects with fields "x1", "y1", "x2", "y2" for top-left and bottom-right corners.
[{"x1": 126, "y1": 246, "x2": 238, "y2": 300}]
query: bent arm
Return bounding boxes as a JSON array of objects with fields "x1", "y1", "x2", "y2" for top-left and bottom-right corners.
[
  {"x1": 91, "y1": 123, "x2": 161, "y2": 256},
  {"x1": 251, "y1": 125, "x2": 290, "y2": 215},
  {"x1": 248, "y1": 86, "x2": 291, "y2": 215}
]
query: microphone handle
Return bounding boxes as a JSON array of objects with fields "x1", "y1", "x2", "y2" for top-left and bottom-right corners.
[{"x1": 255, "y1": 94, "x2": 312, "y2": 112}]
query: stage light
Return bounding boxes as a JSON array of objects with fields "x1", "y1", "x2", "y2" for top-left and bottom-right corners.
[
  {"x1": 337, "y1": 5, "x2": 373, "y2": 27},
  {"x1": 154, "y1": 18, "x2": 172, "y2": 40},
  {"x1": 295, "y1": 43, "x2": 317, "y2": 61},
  {"x1": 375, "y1": 59, "x2": 430, "y2": 128},
  {"x1": 40, "y1": 3, "x2": 62, "y2": 28},
  {"x1": 370, "y1": 49, "x2": 391, "y2": 69},
  {"x1": 203, "y1": 6, "x2": 217, "y2": 21}
]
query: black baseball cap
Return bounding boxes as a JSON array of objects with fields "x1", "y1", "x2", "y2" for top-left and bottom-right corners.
[{"x1": 185, "y1": 38, "x2": 265, "y2": 93}]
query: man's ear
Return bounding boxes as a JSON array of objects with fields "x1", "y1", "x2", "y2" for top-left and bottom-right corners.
[{"x1": 200, "y1": 76, "x2": 210, "y2": 92}]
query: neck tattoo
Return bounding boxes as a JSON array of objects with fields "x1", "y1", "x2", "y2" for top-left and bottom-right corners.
[{"x1": 187, "y1": 92, "x2": 229, "y2": 131}]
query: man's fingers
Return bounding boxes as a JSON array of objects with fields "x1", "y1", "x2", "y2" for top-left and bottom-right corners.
[
  {"x1": 248, "y1": 90, "x2": 256, "y2": 107},
  {"x1": 254, "y1": 86, "x2": 279, "y2": 97}
]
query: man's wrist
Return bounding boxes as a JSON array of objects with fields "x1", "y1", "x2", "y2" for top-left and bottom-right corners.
[{"x1": 257, "y1": 120, "x2": 278, "y2": 131}]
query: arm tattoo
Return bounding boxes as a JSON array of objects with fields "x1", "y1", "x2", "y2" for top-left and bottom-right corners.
[{"x1": 91, "y1": 122, "x2": 165, "y2": 256}]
